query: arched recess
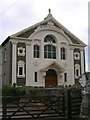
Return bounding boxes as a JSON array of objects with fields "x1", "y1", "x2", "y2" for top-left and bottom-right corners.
[{"x1": 45, "y1": 69, "x2": 57, "y2": 87}]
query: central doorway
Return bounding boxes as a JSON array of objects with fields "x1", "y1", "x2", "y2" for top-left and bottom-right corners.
[{"x1": 45, "y1": 69, "x2": 57, "y2": 87}]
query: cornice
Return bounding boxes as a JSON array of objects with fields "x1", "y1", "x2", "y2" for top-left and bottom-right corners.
[
  {"x1": 9, "y1": 36, "x2": 32, "y2": 44},
  {"x1": 69, "y1": 43, "x2": 87, "y2": 47}
]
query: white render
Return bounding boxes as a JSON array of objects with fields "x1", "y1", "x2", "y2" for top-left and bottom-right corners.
[
  {"x1": 12, "y1": 42, "x2": 17, "y2": 84},
  {"x1": 0, "y1": 10, "x2": 87, "y2": 87},
  {"x1": 27, "y1": 30, "x2": 73, "y2": 86}
]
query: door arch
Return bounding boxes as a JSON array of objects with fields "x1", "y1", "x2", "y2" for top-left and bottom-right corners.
[{"x1": 45, "y1": 69, "x2": 57, "y2": 87}]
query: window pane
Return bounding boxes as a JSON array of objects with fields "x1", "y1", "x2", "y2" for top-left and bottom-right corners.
[
  {"x1": 19, "y1": 67, "x2": 23, "y2": 75},
  {"x1": 64, "y1": 73, "x2": 67, "y2": 82},
  {"x1": 48, "y1": 52, "x2": 51, "y2": 58},
  {"x1": 61, "y1": 48, "x2": 66, "y2": 60},
  {"x1": 34, "y1": 45, "x2": 40, "y2": 58},
  {"x1": 44, "y1": 35, "x2": 56, "y2": 43},
  {"x1": 52, "y1": 46, "x2": 56, "y2": 51},
  {"x1": 35, "y1": 72, "x2": 37, "y2": 82},
  {"x1": 37, "y1": 46, "x2": 39, "y2": 50},
  {"x1": 53, "y1": 53, "x2": 56, "y2": 59},
  {"x1": 44, "y1": 45, "x2": 56, "y2": 59},
  {"x1": 63, "y1": 54, "x2": 65, "y2": 60},
  {"x1": 48, "y1": 45, "x2": 51, "y2": 51},
  {"x1": 44, "y1": 46, "x2": 47, "y2": 51},
  {"x1": 76, "y1": 69, "x2": 79, "y2": 76},
  {"x1": 37, "y1": 51, "x2": 39, "y2": 58}
]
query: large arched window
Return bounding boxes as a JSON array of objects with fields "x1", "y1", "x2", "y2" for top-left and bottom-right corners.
[
  {"x1": 44, "y1": 35, "x2": 56, "y2": 43},
  {"x1": 44, "y1": 45, "x2": 56, "y2": 59},
  {"x1": 61, "y1": 47, "x2": 66, "y2": 60},
  {"x1": 33, "y1": 45, "x2": 40, "y2": 58},
  {"x1": 44, "y1": 35, "x2": 56, "y2": 59}
]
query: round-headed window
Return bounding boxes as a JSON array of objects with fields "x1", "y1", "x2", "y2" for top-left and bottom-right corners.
[{"x1": 44, "y1": 35, "x2": 56, "y2": 43}]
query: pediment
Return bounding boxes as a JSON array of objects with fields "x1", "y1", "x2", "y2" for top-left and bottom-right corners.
[
  {"x1": 11, "y1": 14, "x2": 86, "y2": 47},
  {"x1": 40, "y1": 61, "x2": 65, "y2": 72}
]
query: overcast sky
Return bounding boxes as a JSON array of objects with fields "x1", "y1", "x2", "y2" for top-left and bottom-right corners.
[{"x1": 0, "y1": 0, "x2": 89, "y2": 70}]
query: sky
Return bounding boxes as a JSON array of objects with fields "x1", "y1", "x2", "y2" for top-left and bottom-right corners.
[
  {"x1": 88, "y1": 1, "x2": 90, "y2": 72},
  {"x1": 0, "y1": 0, "x2": 89, "y2": 71}
]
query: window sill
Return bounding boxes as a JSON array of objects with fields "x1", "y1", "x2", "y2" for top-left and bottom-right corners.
[
  {"x1": 17, "y1": 74, "x2": 25, "y2": 78},
  {"x1": 18, "y1": 53, "x2": 25, "y2": 56},
  {"x1": 75, "y1": 76, "x2": 79, "y2": 79}
]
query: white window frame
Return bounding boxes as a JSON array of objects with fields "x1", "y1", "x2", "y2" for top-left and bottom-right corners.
[
  {"x1": 61, "y1": 47, "x2": 66, "y2": 60},
  {"x1": 44, "y1": 45, "x2": 56, "y2": 59},
  {"x1": 17, "y1": 47, "x2": 25, "y2": 56},
  {"x1": 75, "y1": 64, "x2": 80, "y2": 79},
  {"x1": 17, "y1": 61, "x2": 25, "y2": 78},
  {"x1": 33, "y1": 45, "x2": 40, "y2": 58}
]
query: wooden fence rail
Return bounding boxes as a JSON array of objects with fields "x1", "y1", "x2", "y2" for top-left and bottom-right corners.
[
  {"x1": 0, "y1": 88, "x2": 83, "y2": 119},
  {"x1": 67, "y1": 89, "x2": 82, "y2": 118}
]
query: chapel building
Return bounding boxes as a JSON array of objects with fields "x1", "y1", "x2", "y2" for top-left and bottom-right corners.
[{"x1": 0, "y1": 10, "x2": 86, "y2": 87}]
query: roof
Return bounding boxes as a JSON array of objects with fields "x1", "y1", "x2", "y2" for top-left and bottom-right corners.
[
  {"x1": 2, "y1": 9, "x2": 86, "y2": 47},
  {"x1": 10, "y1": 10, "x2": 86, "y2": 47}
]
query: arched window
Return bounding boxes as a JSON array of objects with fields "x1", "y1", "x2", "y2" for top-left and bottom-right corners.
[
  {"x1": 33, "y1": 45, "x2": 40, "y2": 58},
  {"x1": 75, "y1": 64, "x2": 80, "y2": 79},
  {"x1": 44, "y1": 35, "x2": 56, "y2": 43},
  {"x1": 44, "y1": 45, "x2": 56, "y2": 59},
  {"x1": 61, "y1": 47, "x2": 66, "y2": 60}
]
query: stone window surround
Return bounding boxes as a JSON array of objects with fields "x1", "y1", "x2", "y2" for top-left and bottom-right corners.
[
  {"x1": 75, "y1": 64, "x2": 80, "y2": 79},
  {"x1": 17, "y1": 60, "x2": 25, "y2": 78},
  {"x1": 17, "y1": 47, "x2": 25, "y2": 56},
  {"x1": 74, "y1": 52, "x2": 80, "y2": 60}
]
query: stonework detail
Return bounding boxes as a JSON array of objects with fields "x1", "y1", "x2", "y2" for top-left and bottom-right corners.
[{"x1": 17, "y1": 47, "x2": 25, "y2": 56}]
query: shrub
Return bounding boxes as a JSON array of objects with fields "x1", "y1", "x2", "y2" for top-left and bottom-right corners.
[{"x1": 2, "y1": 85, "x2": 20, "y2": 96}]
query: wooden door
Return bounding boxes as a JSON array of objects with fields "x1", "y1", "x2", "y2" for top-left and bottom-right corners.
[
  {"x1": 45, "y1": 69, "x2": 57, "y2": 87},
  {"x1": 45, "y1": 76, "x2": 57, "y2": 87}
]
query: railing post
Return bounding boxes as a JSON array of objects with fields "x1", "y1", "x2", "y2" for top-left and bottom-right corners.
[
  {"x1": 2, "y1": 97, "x2": 7, "y2": 119},
  {"x1": 63, "y1": 91, "x2": 65, "y2": 117},
  {"x1": 67, "y1": 89, "x2": 72, "y2": 119}
]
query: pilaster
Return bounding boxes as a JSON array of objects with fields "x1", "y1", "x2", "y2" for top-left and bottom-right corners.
[
  {"x1": 12, "y1": 42, "x2": 17, "y2": 84},
  {"x1": 80, "y1": 49, "x2": 85, "y2": 74},
  {"x1": 69, "y1": 48, "x2": 75, "y2": 84},
  {"x1": 26, "y1": 42, "x2": 31, "y2": 86}
]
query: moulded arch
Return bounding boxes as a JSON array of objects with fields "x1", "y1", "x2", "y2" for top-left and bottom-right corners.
[
  {"x1": 29, "y1": 27, "x2": 72, "y2": 44},
  {"x1": 44, "y1": 34, "x2": 57, "y2": 43}
]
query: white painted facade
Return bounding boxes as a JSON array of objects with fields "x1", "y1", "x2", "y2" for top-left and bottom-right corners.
[
  {"x1": 25, "y1": 29, "x2": 74, "y2": 86},
  {"x1": 12, "y1": 42, "x2": 17, "y2": 84},
  {"x1": 1, "y1": 11, "x2": 86, "y2": 87}
]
